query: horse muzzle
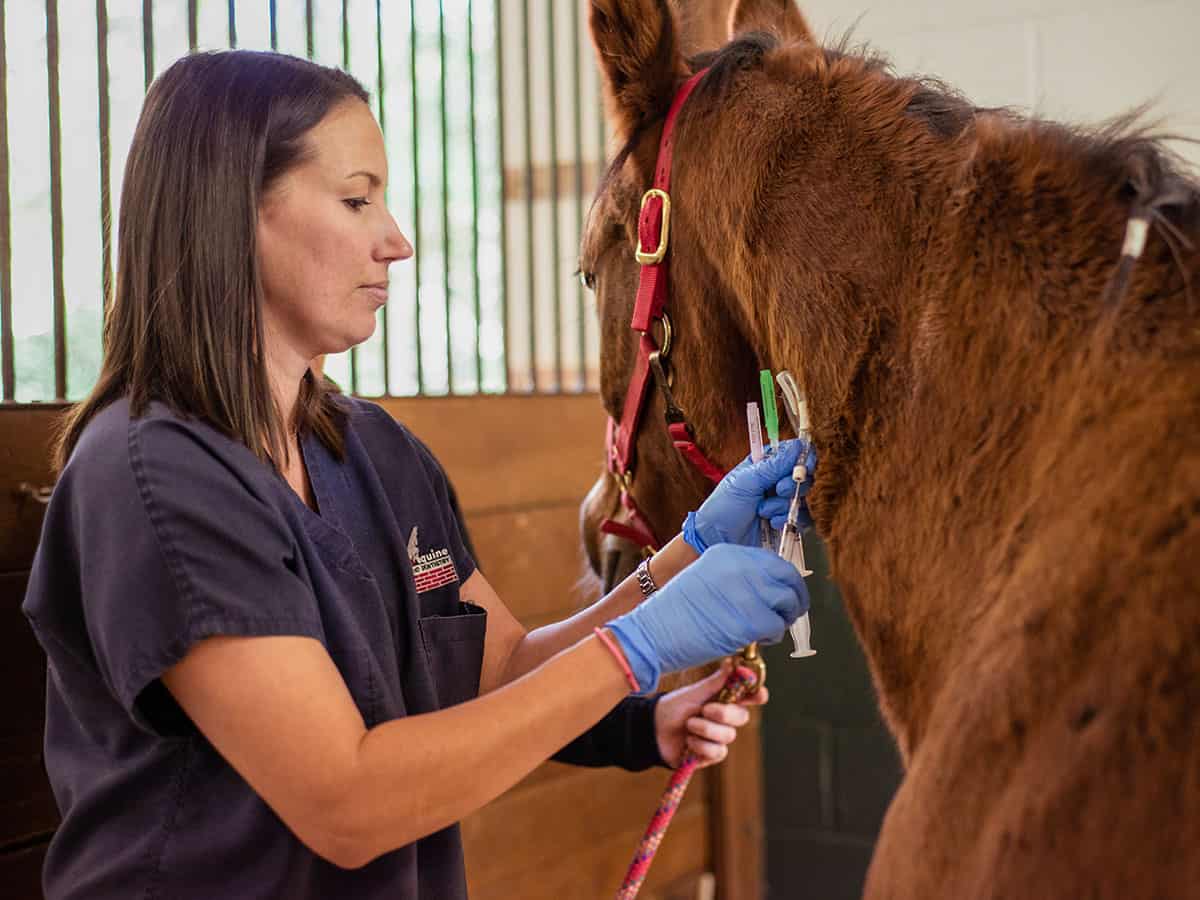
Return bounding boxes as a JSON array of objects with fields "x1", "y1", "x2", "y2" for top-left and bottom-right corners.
[{"x1": 581, "y1": 471, "x2": 647, "y2": 594}]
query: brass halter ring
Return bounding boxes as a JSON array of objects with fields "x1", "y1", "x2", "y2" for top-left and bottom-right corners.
[{"x1": 653, "y1": 312, "x2": 673, "y2": 359}]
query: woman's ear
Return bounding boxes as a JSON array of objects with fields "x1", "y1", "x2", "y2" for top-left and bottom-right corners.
[
  {"x1": 727, "y1": 0, "x2": 814, "y2": 44},
  {"x1": 589, "y1": 0, "x2": 687, "y2": 142}
]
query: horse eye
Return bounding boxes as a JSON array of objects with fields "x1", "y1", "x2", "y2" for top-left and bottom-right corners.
[{"x1": 580, "y1": 270, "x2": 596, "y2": 291}]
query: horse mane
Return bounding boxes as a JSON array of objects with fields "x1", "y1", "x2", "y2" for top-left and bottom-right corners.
[{"x1": 597, "y1": 29, "x2": 1200, "y2": 296}]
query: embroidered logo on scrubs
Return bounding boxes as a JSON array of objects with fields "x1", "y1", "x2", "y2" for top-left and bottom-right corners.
[{"x1": 406, "y1": 526, "x2": 459, "y2": 593}]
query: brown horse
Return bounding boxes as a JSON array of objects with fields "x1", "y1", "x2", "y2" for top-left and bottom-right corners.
[{"x1": 578, "y1": 0, "x2": 1200, "y2": 896}]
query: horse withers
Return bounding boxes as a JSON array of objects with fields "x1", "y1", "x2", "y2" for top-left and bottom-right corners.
[{"x1": 578, "y1": 0, "x2": 1200, "y2": 896}]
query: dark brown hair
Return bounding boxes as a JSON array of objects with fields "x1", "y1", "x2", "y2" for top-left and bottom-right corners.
[{"x1": 54, "y1": 50, "x2": 370, "y2": 472}]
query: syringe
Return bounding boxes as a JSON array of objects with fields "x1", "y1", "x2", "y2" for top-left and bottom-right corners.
[{"x1": 775, "y1": 371, "x2": 816, "y2": 659}]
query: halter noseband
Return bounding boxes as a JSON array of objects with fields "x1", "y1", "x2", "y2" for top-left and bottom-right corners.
[{"x1": 600, "y1": 68, "x2": 726, "y2": 555}]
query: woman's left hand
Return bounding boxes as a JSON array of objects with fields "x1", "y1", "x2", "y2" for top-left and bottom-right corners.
[{"x1": 654, "y1": 660, "x2": 768, "y2": 769}]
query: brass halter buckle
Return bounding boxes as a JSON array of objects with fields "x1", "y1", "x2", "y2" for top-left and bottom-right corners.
[{"x1": 635, "y1": 189, "x2": 672, "y2": 265}]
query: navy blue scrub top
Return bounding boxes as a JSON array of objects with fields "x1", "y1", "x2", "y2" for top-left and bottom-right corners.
[{"x1": 22, "y1": 395, "x2": 490, "y2": 899}]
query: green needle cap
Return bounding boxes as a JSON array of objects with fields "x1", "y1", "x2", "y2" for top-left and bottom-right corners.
[{"x1": 759, "y1": 369, "x2": 779, "y2": 448}]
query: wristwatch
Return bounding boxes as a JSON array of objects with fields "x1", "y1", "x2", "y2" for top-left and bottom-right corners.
[{"x1": 634, "y1": 557, "x2": 659, "y2": 598}]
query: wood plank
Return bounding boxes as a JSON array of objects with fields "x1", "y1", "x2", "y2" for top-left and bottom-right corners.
[
  {"x1": 464, "y1": 503, "x2": 601, "y2": 625},
  {"x1": 376, "y1": 395, "x2": 607, "y2": 515},
  {"x1": 0, "y1": 407, "x2": 65, "y2": 572},
  {"x1": 0, "y1": 398, "x2": 611, "y2": 570},
  {"x1": 0, "y1": 840, "x2": 48, "y2": 899},
  {"x1": 0, "y1": 573, "x2": 58, "y2": 847},
  {"x1": 466, "y1": 796, "x2": 710, "y2": 900},
  {"x1": 461, "y1": 759, "x2": 710, "y2": 889},
  {"x1": 710, "y1": 715, "x2": 765, "y2": 900},
  {"x1": 0, "y1": 574, "x2": 47, "y2": 737},
  {"x1": 653, "y1": 871, "x2": 717, "y2": 900}
]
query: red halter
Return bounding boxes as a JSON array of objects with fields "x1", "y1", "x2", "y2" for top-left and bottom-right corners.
[{"x1": 600, "y1": 68, "x2": 726, "y2": 555}]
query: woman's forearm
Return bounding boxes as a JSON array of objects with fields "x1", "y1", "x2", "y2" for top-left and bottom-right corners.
[
  {"x1": 500, "y1": 534, "x2": 699, "y2": 682},
  {"x1": 334, "y1": 632, "x2": 628, "y2": 866}
]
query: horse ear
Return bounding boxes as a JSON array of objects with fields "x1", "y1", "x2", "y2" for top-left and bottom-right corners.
[
  {"x1": 727, "y1": 0, "x2": 814, "y2": 43},
  {"x1": 670, "y1": 0, "x2": 734, "y2": 55},
  {"x1": 590, "y1": 0, "x2": 686, "y2": 140}
]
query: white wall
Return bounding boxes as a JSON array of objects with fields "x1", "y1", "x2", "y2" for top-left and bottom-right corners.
[{"x1": 794, "y1": 0, "x2": 1200, "y2": 169}]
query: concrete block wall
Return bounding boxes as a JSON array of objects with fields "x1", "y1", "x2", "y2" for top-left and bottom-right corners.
[{"x1": 797, "y1": 0, "x2": 1200, "y2": 168}]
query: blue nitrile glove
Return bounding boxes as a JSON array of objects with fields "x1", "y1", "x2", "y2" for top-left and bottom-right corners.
[
  {"x1": 605, "y1": 544, "x2": 809, "y2": 693},
  {"x1": 682, "y1": 438, "x2": 818, "y2": 553},
  {"x1": 757, "y1": 441, "x2": 818, "y2": 532}
]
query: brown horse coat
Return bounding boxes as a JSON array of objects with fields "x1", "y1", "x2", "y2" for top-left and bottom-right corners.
[{"x1": 581, "y1": 1, "x2": 1200, "y2": 897}]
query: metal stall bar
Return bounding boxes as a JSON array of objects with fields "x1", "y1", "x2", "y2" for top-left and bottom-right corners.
[
  {"x1": 0, "y1": 0, "x2": 12, "y2": 401},
  {"x1": 571, "y1": 0, "x2": 585, "y2": 390},
  {"x1": 408, "y1": 0, "x2": 423, "y2": 392},
  {"x1": 305, "y1": 0, "x2": 314, "y2": 59},
  {"x1": 46, "y1": 0, "x2": 66, "y2": 399},
  {"x1": 520, "y1": 0, "x2": 534, "y2": 390},
  {"x1": 467, "y1": 0, "x2": 481, "y2": 390},
  {"x1": 437, "y1": 0, "x2": 451, "y2": 391},
  {"x1": 375, "y1": 0, "x2": 388, "y2": 392},
  {"x1": 98, "y1": 0, "x2": 112, "y2": 313},
  {"x1": 342, "y1": 0, "x2": 358, "y2": 393},
  {"x1": 494, "y1": 0, "x2": 507, "y2": 392},
  {"x1": 142, "y1": 0, "x2": 153, "y2": 88},
  {"x1": 546, "y1": 0, "x2": 562, "y2": 391}
]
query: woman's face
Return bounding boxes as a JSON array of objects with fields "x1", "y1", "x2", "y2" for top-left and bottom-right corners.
[{"x1": 256, "y1": 99, "x2": 411, "y2": 367}]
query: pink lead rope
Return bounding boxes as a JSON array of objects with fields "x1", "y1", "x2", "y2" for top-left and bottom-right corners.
[{"x1": 615, "y1": 662, "x2": 762, "y2": 899}]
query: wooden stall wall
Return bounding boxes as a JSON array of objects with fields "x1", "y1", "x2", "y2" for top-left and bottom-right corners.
[{"x1": 0, "y1": 396, "x2": 764, "y2": 900}]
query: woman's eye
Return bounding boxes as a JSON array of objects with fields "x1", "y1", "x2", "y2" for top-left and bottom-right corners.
[
  {"x1": 579, "y1": 270, "x2": 596, "y2": 290},
  {"x1": 343, "y1": 197, "x2": 371, "y2": 211}
]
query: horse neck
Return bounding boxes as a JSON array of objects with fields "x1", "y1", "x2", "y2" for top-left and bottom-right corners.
[{"x1": 733, "y1": 113, "x2": 1196, "y2": 757}]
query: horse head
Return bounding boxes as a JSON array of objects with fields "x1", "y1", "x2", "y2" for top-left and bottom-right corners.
[{"x1": 580, "y1": 0, "x2": 823, "y2": 593}]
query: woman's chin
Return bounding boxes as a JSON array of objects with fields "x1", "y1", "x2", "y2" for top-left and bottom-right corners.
[{"x1": 325, "y1": 320, "x2": 378, "y2": 356}]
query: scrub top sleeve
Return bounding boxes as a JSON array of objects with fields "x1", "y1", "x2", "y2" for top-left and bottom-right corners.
[
  {"x1": 86, "y1": 416, "x2": 323, "y2": 727},
  {"x1": 551, "y1": 695, "x2": 667, "y2": 771}
]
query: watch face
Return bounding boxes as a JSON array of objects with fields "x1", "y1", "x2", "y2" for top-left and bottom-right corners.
[{"x1": 636, "y1": 560, "x2": 657, "y2": 596}]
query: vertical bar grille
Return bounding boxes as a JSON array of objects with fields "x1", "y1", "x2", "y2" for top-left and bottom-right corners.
[
  {"x1": 97, "y1": 0, "x2": 111, "y2": 316},
  {"x1": 45, "y1": 0, "x2": 65, "y2": 400},
  {"x1": 0, "y1": 0, "x2": 12, "y2": 402},
  {"x1": 546, "y1": 0, "x2": 561, "y2": 392},
  {"x1": 342, "y1": 0, "x2": 357, "y2": 394},
  {"x1": 494, "y1": 0, "x2": 508, "y2": 392},
  {"x1": 571, "y1": 0, "x2": 585, "y2": 391},
  {"x1": 141, "y1": 0, "x2": 153, "y2": 88},
  {"x1": 375, "y1": 0, "x2": 388, "y2": 393},
  {"x1": 408, "y1": 0, "x2": 422, "y2": 393},
  {"x1": 437, "y1": 0, "x2": 451, "y2": 392},
  {"x1": 520, "y1": 0, "x2": 534, "y2": 392},
  {"x1": 467, "y1": 0, "x2": 481, "y2": 390},
  {"x1": 0, "y1": 2, "x2": 605, "y2": 403}
]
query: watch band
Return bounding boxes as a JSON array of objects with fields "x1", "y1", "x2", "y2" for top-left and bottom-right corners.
[{"x1": 634, "y1": 557, "x2": 659, "y2": 598}]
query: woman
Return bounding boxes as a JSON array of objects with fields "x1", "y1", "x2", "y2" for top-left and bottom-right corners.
[{"x1": 22, "y1": 50, "x2": 809, "y2": 899}]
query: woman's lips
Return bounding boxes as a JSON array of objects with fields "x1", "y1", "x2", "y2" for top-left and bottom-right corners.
[{"x1": 361, "y1": 284, "x2": 388, "y2": 304}]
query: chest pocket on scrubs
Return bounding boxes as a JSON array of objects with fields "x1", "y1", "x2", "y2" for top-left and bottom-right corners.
[{"x1": 417, "y1": 601, "x2": 488, "y2": 709}]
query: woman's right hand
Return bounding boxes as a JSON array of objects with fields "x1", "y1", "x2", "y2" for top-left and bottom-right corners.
[{"x1": 605, "y1": 545, "x2": 808, "y2": 692}]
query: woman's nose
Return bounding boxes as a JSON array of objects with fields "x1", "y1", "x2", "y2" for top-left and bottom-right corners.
[{"x1": 378, "y1": 212, "x2": 413, "y2": 263}]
